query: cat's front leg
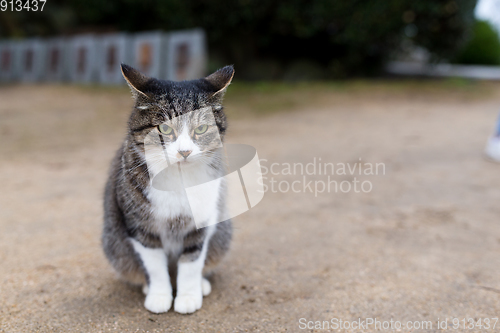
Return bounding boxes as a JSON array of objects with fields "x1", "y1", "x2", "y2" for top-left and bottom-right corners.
[
  {"x1": 130, "y1": 238, "x2": 173, "y2": 313},
  {"x1": 174, "y1": 226, "x2": 213, "y2": 314}
]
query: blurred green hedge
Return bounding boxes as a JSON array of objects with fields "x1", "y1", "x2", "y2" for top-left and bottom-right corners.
[
  {"x1": 0, "y1": 0, "x2": 478, "y2": 78},
  {"x1": 454, "y1": 20, "x2": 500, "y2": 65}
]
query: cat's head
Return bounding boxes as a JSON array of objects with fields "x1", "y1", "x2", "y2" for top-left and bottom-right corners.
[{"x1": 121, "y1": 64, "x2": 234, "y2": 168}]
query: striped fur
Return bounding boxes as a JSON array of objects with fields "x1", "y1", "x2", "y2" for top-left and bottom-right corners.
[{"x1": 102, "y1": 65, "x2": 234, "y2": 314}]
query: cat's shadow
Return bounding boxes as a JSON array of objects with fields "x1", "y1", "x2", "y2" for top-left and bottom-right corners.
[
  {"x1": 57, "y1": 274, "x2": 220, "y2": 321},
  {"x1": 57, "y1": 278, "x2": 143, "y2": 319}
]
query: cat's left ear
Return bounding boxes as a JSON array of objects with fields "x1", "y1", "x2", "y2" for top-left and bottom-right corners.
[
  {"x1": 204, "y1": 65, "x2": 235, "y2": 97},
  {"x1": 121, "y1": 64, "x2": 152, "y2": 98}
]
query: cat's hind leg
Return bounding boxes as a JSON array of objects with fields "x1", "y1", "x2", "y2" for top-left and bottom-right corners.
[{"x1": 203, "y1": 220, "x2": 232, "y2": 274}]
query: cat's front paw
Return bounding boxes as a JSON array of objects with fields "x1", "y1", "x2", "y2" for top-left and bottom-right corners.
[
  {"x1": 174, "y1": 293, "x2": 202, "y2": 314},
  {"x1": 144, "y1": 293, "x2": 173, "y2": 314}
]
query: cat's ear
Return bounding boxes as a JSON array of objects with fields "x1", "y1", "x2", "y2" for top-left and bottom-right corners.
[
  {"x1": 204, "y1": 65, "x2": 234, "y2": 97},
  {"x1": 121, "y1": 64, "x2": 151, "y2": 98}
]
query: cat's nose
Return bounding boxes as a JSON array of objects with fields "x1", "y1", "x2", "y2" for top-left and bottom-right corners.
[{"x1": 178, "y1": 150, "x2": 192, "y2": 159}]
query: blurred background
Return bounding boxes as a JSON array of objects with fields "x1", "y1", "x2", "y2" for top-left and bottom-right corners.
[
  {"x1": 2, "y1": 0, "x2": 500, "y2": 80},
  {"x1": 2, "y1": 1, "x2": 500, "y2": 332}
]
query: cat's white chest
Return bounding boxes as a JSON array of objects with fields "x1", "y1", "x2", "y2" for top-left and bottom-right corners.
[{"x1": 147, "y1": 165, "x2": 221, "y2": 229}]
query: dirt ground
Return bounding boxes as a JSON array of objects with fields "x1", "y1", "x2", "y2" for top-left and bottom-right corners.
[{"x1": 1, "y1": 80, "x2": 500, "y2": 332}]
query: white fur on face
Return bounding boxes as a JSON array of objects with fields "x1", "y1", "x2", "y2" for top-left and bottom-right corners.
[
  {"x1": 143, "y1": 108, "x2": 222, "y2": 173},
  {"x1": 164, "y1": 121, "x2": 202, "y2": 164}
]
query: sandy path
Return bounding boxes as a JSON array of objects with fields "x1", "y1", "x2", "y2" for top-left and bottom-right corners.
[{"x1": 1, "y1": 82, "x2": 500, "y2": 332}]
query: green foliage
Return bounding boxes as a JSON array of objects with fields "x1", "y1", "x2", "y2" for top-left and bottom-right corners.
[
  {"x1": 454, "y1": 20, "x2": 500, "y2": 65},
  {"x1": 0, "y1": 0, "x2": 478, "y2": 78}
]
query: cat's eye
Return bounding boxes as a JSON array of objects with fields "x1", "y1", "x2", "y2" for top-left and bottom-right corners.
[
  {"x1": 194, "y1": 124, "x2": 208, "y2": 135},
  {"x1": 158, "y1": 124, "x2": 173, "y2": 135}
]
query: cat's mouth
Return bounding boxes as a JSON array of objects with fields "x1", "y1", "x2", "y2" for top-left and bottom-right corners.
[{"x1": 176, "y1": 157, "x2": 197, "y2": 166}]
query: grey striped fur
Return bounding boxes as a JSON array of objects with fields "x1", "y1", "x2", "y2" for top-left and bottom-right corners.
[{"x1": 102, "y1": 65, "x2": 234, "y2": 289}]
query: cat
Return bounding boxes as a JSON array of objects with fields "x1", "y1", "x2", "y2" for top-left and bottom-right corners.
[{"x1": 102, "y1": 64, "x2": 234, "y2": 314}]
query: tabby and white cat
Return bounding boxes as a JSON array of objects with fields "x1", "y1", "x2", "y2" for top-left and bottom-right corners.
[{"x1": 102, "y1": 64, "x2": 234, "y2": 314}]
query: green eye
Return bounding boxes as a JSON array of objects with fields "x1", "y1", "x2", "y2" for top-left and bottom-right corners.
[
  {"x1": 194, "y1": 124, "x2": 208, "y2": 134},
  {"x1": 158, "y1": 124, "x2": 173, "y2": 135}
]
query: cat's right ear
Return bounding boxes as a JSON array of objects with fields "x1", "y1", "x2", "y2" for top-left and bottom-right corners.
[{"x1": 121, "y1": 64, "x2": 150, "y2": 98}]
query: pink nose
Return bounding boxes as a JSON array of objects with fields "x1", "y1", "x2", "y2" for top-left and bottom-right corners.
[{"x1": 178, "y1": 150, "x2": 192, "y2": 159}]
